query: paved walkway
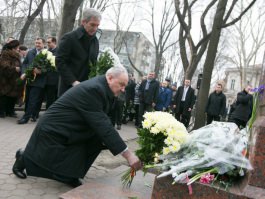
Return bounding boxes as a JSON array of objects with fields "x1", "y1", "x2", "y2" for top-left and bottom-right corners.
[{"x1": 0, "y1": 111, "x2": 140, "y2": 199}]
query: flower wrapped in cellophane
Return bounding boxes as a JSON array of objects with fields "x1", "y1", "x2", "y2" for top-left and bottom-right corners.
[
  {"x1": 148, "y1": 122, "x2": 252, "y2": 189},
  {"x1": 25, "y1": 49, "x2": 56, "y2": 84}
]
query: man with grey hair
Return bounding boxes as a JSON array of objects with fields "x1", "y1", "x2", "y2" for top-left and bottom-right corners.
[
  {"x1": 56, "y1": 8, "x2": 102, "y2": 96},
  {"x1": 12, "y1": 66, "x2": 142, "y2": 187}
]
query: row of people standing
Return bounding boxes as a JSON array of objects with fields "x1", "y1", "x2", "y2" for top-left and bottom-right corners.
[
  {"x1": 114, "y1": 72, "x2": 197, "y2": 129},
  {"x1": 1, "y1": 8, "x2": 101, "y2": 125},
  {"x1": 122, "y1": 74, "x2": 252, "y2": 130}
]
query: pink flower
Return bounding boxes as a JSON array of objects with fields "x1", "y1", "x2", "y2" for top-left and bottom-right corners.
[{"x1": 199, "y1": 173, "x2": 215, "y2": 184}]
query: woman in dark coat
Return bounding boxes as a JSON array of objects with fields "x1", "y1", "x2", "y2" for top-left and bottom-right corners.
[
  {"x1": 229, "y1": 85, "x2": 253, "y2": 128},
  {"x1": 0, "y1": 40, "x2": 22, "y2": 118}
]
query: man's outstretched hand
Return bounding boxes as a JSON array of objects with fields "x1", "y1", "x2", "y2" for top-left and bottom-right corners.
[{"x1": 121, "y1": 149, "x2": 142, "y2": 170}]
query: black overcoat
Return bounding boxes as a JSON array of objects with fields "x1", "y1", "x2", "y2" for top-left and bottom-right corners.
[
  {"x1": 174, "y1": 86, "x2": 195, "y2": 116},
  {"x1": 24, "y1": 75, "x2": 127, "y2": 178},
  {"x1": 205, "y1": 91, "x2": 226, "y2": 116},
  {"x1": 56, "y1": 26, "x2": 99, "y2": 96}
]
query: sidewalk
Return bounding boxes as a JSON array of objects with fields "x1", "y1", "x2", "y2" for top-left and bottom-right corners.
[{"x1": 0, "y1": 111, "x2": 140, "y2": 199}]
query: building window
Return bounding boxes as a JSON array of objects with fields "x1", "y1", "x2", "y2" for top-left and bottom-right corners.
[{"x1": 230, "y1": 79, "x2": 235, "y2": 90}]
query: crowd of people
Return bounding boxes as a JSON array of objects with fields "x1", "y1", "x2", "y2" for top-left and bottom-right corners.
[{"x1": 0, "y1": 7, "x2": 253, "y2": 188}]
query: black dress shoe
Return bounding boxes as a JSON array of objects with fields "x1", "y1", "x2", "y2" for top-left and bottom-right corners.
[
  {"x1": 17, "y1": 118, "x2": 29, "y2": 124},
  {"x1": 12, "y1": 149, "x2": 27, "y2": 179}
]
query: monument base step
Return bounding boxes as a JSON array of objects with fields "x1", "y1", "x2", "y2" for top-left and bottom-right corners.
[{"x1": 60, "y1": 165, "x2": 155, "y2": 199}]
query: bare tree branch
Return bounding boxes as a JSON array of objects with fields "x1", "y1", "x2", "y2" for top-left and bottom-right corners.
[{"x1": 222, "y1": 0, "x2": 256, "y2": 28}]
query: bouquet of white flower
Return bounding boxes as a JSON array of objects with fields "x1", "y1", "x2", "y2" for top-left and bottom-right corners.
[
  {"x1": 25, "y1": 49, "x2": 56, "y2": 83},
  {"x1": 121, "y1": 111, "x2": 189, "y2": 187}
]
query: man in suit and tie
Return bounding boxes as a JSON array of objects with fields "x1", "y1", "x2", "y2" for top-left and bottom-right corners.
[
  {"x1": 173, "y1": 79, "x2": 195, "y2": 128},
  {"x1": 18, "y1": 38, "x2": 46, "y2": 124}
]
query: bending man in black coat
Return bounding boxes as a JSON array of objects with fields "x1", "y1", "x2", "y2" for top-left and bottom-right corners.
[
  {"x1": 56, "y1": 8, "x2": 101, "y2": 96},
  {"x1": 12, "y1": 66, "x2": 142, "y2": 187}
]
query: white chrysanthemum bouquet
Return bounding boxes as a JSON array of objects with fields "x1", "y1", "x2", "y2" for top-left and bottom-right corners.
[
  {"x1": 121, "y1": 111, "x2": 189, "y2": 187},
  {"x1": 139, "y1": 111, "x2": 189, "y2": 159}
]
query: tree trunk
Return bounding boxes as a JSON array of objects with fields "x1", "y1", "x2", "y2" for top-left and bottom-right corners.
[
  {"x1": 193, "y1": 0, "x2": 228, "y2": 129},
  {"x1": 39, "y1": 12, "x2": 45, "y2": 38},
  {"x1": 18, "y1": 0, "x2": 46, "y2": 44},
  {"x1": 154, "y1": 53, "x2": 162, "y2": 76},
  {"x1": 57, "y1": 0, "x2": 83, "y2": 41}
]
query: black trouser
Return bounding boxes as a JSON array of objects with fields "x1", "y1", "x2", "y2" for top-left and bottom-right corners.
[
  {"x1": 139, "y1": 102, "x2": 153, "y2": 126},
  {"x1": 175, "y1": 101, "x2": 190, "y2": 128},
  {"x1": 123, "y1": 99, "x2": 135, "y2": 121},
  {"x1": 0, "y1": 95, "x2": 7, "y2": 116},
  {"x1": 134, "y1": 104, "x2": 140, "y2": 126},
  {"x1": 110, "y1": 100, "x2": 124, "y2": 126},
  {"x1": 6, "y1": 96, "x2": 17, "y2": 115},
  {"x1": 0, "y1": 95, "x2": 17, "y2": 116},
  {"x1": 23, "y1": 86, "x2": 44, "y2": 120},
  {"x1": 45, "y1": 85, "x2": 58, "y2": 109},
  {"x1": 206, "y1": 114, "x2": 220, "y2": 125}
]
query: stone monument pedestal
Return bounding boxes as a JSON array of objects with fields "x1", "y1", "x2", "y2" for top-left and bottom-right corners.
[
  {"x1": 151, "y1": 116, "x2": 265, "y2": 199},
  {"x1": 60, "y1": 165, "x2": 155, "y2": 199}
]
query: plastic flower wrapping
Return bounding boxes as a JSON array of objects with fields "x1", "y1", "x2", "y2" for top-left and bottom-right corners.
[
  {"x1": 149, "y1": 121, "x2": 252, "y2": 188},
  {"x1": 25, "y1": 49, "x2": 56, "y2": 84},
  {"x1": 88, "y1": 47, "x2": 124, "y2": 78}
]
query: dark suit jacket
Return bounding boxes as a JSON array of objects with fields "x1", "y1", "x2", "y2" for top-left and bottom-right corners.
[
  {"x1": 174, "y1": 86, "x2": 195, "y2": 116},
  {"x1": 56, "y1": 26, "x2": 99, "y2": 96},
  {"x1": 22, "y1": 48, "x2": 47, "y2": 88},
  {"x1": 139, "y1": 79, "x2": 160, "y2": 105},
  {"x1": 24, "y1": 75, "x2": 127, "y2": 178},
  {"x1": 46, "y1": 47, "x2": 59, "y2": 86}
]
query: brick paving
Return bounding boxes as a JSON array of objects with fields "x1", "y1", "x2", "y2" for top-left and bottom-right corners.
[{"x1": 0, "y1": 111, "x2": 142, "y2": 199}]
